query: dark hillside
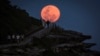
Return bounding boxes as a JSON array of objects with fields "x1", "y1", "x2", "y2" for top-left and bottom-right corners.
[{"x1": 0, "y1": 0, "x2": 42, "y2": 43}]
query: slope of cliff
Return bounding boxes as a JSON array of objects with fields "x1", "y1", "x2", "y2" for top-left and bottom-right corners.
[{"x1": 0, "y1": 0, "x2": 42, "y2": 43}]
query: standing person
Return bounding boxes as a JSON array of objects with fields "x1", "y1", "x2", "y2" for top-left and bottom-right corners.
[
  {"x1": 46, "y1": 21, "x2": 50, "y2": 28},
  {"x1": 42, "y1": 19, "x2": 50, "y2": 28}
]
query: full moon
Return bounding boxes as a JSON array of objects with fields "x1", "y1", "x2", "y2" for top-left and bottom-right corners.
[{"x1": 41, "y1": 5, "x2": 60, "y2": 23}]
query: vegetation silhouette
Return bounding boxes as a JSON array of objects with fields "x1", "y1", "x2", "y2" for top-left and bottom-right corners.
[{"x1": 0, "y1": 0, "x2": 42, "y2": 44}]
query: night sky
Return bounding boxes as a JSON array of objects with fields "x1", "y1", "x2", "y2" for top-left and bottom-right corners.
[{"x1": 10, "y1": 0, "x2": 100, "y2": 51}]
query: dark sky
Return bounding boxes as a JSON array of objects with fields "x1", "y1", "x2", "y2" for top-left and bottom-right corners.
[{"x1": 10, "y1": 0, "x2": 100, "y2": 51}]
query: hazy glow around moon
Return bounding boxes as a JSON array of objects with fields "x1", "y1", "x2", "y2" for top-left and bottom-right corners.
[{"x1": 41, "y1": 5, "x2": 60, "y2": 23}]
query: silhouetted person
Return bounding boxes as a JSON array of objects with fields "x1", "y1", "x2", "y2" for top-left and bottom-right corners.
[
  {"x1": 46, "y1": 21, "x2": 50, "y2": 28},
  {"x1": 42, "y1": 19, "x2": 51, "y2": 28}
]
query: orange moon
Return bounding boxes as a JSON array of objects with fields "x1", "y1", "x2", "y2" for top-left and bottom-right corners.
[{"x1": 41, "y1": 5, "x2": 60, "y2": 23}]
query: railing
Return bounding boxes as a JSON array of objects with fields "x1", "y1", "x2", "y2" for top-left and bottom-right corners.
[{"x1": 0, "y1": 25, "x2": 53, "y2": 48}]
